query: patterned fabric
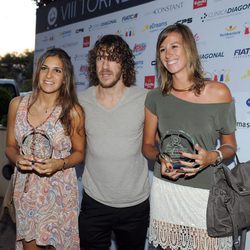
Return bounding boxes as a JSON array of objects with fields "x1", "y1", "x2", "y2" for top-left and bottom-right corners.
[{"x1": 13, "y1": 95, "x2": 80, "y2": 250}]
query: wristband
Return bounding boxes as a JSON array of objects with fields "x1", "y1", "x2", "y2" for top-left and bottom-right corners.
[{"x1": 211, "y1": 149, "x2": 223, "y2": 165}]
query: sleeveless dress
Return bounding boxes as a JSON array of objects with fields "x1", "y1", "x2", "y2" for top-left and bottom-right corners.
[{"x1": 13, "y1": 95, "x2": 80, "y2": 250}]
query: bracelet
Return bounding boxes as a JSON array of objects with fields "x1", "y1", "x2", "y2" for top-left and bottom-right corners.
[
  {"x1": 211, "y1": 149, "x2": 223, "y2": 166},
  {"x1": 61, "y1": 158, "x2": 67, "y2": 171}
]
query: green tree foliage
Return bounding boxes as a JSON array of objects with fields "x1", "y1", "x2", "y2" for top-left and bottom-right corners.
[
  {"x1": 0, "y1": 50, "x2": 34, "y2": 91},
  {"x1": 34, "y1": 0, "x2": 57, "y2": 8}
]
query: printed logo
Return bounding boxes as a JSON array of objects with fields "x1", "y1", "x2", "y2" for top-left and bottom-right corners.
[
  {"x1": 219, "y1": 25, "x2": 240, "y2": 38},
  {"x1": 194, "y1": 33, "x2": 200, "y2": 42},
  {"x1": 122, "y1": 13, "x2": 138, "y2": 23},
  {"x1": 203, "y1": 69, "x2": 230, "y2": 83},
  {"x1": 144, "y1": 75, "x2": 155, "y2": 89},
  {"x1": 48, "y1": 7, "x2": 57, "y2": 26},
  {"x1": 151, "y1": 60, "x2": 157, "y2": 66},
  {"x1": 200, "y1": 52, "x2": 224, "y2": 60},
  {"x1": 83, "y1": 36, "x2": 90, "y2": 48},
  {"x1": 175, "y1": 18, "x2": 193, "y2": 24},
  {"x1": 59, "y1": 30, "x2": 72, "y2": 38},
  {"x1": 201, "y1": 4, "x2": 250, "y2": 23},
  {"x1": 246, "y1": 98, "x2": 250, "y2": 107},
  {"x1": 244, "y1": 22, "x2": 250, "y2": 35},
  {"x1": 42, "y1": 35, "x2": 54, "y2": 42},
  {"x1": 116, "y1": 28, "x2": 135, "y2": 38},
  {"x1": 135, "y1": 60, "x2": 144, "y2": 70},
  {"x1": 234, "y1": 48, "x2": 250, "y2": 59},
  {"x1": 89, "y1": 19, "x2": 117, "y2": 32},
  {"x1": 133, "y1": 43, "x2": 146, "y2": 56},
  {"x1": 241, "y1": 69, "x2": 250, "y2": 79},
  {"x1": 75, "y1": 28, "x2": 84, "y2": 33},
  {"x1": 193, "y1": 0, "x2": 207, "y2": 9},
  {"x1": 236, "y1": 121, "x2": 250, "y2": 129},
  {"x1": 149, "y1": 2, "x2": 184, "y2": 15},
  {"x1": 143, "y1": 21, "x2": 168, "y2": 33},
  {"x1": 125, "y1": 28, "x2": 135, "y2": 37},
  {"x1": 79, "y1": 65, "x2": 88, "y2": 77}
]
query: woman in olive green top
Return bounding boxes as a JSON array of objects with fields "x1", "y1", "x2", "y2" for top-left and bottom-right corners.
[{"x1": 143, "y1": 24, "x2": 237, "y2": 250}]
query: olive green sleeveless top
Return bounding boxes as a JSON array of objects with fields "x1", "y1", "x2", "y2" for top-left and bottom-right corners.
[{"x1": 145, "y1": 88, "x2": 236, "y2": 189}]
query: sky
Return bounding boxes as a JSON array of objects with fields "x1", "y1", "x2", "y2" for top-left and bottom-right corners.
[{"x1": 0, "y1": 0, "x2": 37, "y2": 56}]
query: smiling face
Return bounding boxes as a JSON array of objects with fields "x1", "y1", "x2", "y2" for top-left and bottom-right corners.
[
  {"x1": 159, "y1": 31, "x2": 188, "y2": 77},
  {"x1": 96, "y1": 49, "x2": 123, "y2": 89},
  {"x1": 38, "y1": 55, "x2": 65, "y2": 94}
]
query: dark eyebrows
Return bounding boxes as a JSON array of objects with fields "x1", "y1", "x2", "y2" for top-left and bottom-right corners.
[{"x1": 41, "y1": 63, "x2": 63, "y2": 71}]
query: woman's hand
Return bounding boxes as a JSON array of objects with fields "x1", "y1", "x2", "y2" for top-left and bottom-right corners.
[
  {"x1": 178, "y1": 144, "x2": 216, "y2": 177},
  {"x1": 32, "y1": 158, "x2": 63, "y2": 176},
  {"x1": 16, "y1": 155, "x2": 34, "y2": 171},
  {"x1": 159, "y1": 154, "x2": 185, "y2": 180}
]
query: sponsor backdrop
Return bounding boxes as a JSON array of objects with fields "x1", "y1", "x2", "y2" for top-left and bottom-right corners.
[{"x1": 35, "y1": 0, "x2": 250, "y2": 248}]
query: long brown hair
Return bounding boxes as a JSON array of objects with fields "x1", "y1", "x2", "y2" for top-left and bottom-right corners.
[
  {"x1": 156, "y1": 23, "x2": 205, "y2": 95},
  {"x1": 31, "y1": 48, "x2": 82, "y2": 135},
  {"x1": 88, "y1": 34, "x2": 136, "y2": 87}
]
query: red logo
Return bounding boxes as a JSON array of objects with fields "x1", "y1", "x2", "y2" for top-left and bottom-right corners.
[
  {"x1": 144, "y1": 75, "x2": 155, "y2": 89},
  {"x1": 193, "y1": 0, "x2": 207, "y2": 9},
  {"x1": 83, "y1": 36, "x2": 90, "y2": 48}
]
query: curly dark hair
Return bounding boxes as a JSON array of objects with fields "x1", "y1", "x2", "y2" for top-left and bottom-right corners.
[
  {"x1": 156, "y1": 23, "x2": 205, "y2": 95},
  {"x1": 88, "y1": 34, "x2": 136, "y2": 87},
  {"x1": 31, "y1": 48, "x2": 83, "y2": 135}
]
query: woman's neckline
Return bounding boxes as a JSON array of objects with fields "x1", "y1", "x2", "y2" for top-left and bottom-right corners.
[
  {"x1": 169, "y1": 92, "x2": 232, "y2": 106},
  {"x1": 26, "y1": 95, "x2": 57, "y2": 129}
]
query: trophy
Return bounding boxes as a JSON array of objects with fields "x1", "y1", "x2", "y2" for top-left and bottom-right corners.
[
  {"x1": 159, "y1": 130, "x2": 196, "y2": 171},
  {"x1": 21, "y1": 129, "x2": 53, "y2": 162},
  {"x1": 20, "y1": 129, "x2": 53, "y2": 192}
]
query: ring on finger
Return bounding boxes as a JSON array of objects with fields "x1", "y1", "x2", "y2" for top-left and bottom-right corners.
[
  {"x1": 197, "y1": 167, "x2": 202, "y2": 172},
  {"x1": 192, "y1": 162, "x2": 200, "y2": 168},
  {"x1": 165, "y1": 168, "x2": 170, "y2": 173}
]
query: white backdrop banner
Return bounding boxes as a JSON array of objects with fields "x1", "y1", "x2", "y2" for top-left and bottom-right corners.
[{"x1": 35, "y1": 0, "x2": 250, "y2": 247}]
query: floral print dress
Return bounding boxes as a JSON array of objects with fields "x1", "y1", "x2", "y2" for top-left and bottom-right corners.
[{"x1": 13, "y1": 95, "x2": 80, "y2": 250}]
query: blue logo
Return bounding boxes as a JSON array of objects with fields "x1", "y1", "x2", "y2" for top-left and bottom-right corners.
[{"x1": 246, "y1": 98, "x2": 250, "y2": 107}]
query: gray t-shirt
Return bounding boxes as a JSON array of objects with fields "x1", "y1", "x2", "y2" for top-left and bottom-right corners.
[
  {"x1": 145, "y1": 88, "x2": 236, "y2": 189},
  {"x1": 78, "y1": 86, "x2": 150, "y2": 207}
]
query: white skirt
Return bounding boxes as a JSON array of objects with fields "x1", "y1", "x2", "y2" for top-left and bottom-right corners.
[{"x1": 149, "y1": 176, "x2": 232, "y2": 250}]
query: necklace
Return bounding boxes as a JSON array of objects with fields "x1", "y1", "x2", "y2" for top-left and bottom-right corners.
[
  {"x1": 45, "y1": 107, "x2": 53, "y2": 114},
  {"x1": 172, "y1": 85, "x2": 193, "y2": 92}
]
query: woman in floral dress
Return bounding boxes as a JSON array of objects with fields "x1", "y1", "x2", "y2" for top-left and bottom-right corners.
[{"x1": 5, "y1": 48, "x2": 85, "y2": 250}]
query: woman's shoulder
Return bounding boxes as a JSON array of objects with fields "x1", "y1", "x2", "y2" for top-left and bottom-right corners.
[
  {"x1": 204, "y1": 80, "x2": 233, "y2": 103},
  {"x1": 9, "y1": 95, "x2": 26, "y2": 109}
]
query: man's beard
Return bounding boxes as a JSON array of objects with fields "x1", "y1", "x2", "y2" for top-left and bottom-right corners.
[{"x1": 98, "y1": 71, "x2": 122, "y2": 89}]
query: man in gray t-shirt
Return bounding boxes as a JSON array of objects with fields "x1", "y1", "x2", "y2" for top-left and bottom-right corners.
[{"x1": 78, "y1": 34, "x2": 150, "y2": 250}]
